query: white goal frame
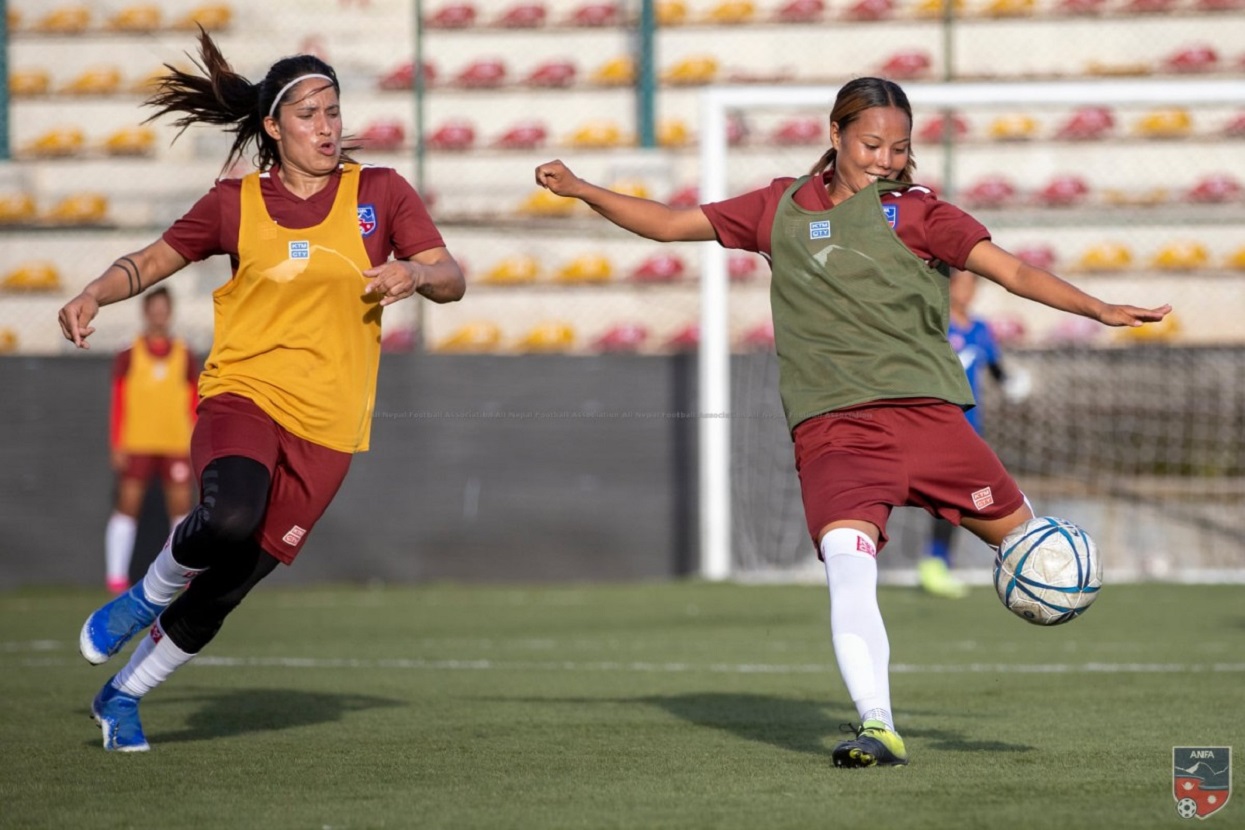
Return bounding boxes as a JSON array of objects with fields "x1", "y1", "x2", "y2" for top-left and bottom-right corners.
[{"x1": 696, "y1": 78, "x2": 1245, "y2": 581}]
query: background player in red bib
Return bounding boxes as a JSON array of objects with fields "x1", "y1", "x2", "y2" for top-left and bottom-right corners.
[
  {"x1": 58, "y1": 30, "x2": 465, "y2": 752},
  {"x1": 535, "y1": 77, "x2": 1170, "y2": 769},
  {"x1": 106, "y1": 286, "x2": 198, "y2": 595}
]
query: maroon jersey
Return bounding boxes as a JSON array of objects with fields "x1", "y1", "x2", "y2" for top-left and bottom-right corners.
[
  {"x1": 702, "y1": 172, "x2": 990, "y2": 270},
  {"x1": 162, "y1": 164, "x2": 444, "y2": 269}
]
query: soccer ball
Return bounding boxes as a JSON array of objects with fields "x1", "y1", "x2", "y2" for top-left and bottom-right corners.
[{"x1": 994, "y1": 517, "x2": 1102, "y2": 625}]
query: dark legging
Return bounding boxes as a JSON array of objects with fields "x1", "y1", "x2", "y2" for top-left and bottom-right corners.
[{"x1": 160, "y1": 456, "x2": 280, "y2": 654}]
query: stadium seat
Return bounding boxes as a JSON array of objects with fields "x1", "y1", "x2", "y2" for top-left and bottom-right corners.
[
  {"x1": 1115, "y1": 313, "x2": 1178, "y2": 344},
  {"x1": 1196, "y1": 0, "x2": 1242, "y2": 8},
  {"x1": 774, "y1": 0, "x2": 825, "y2": 22},
  {"x1": 1125, "y1": 0, "x2": 1177, "y2": 12},
  {"x1": 609, "y1": 180, "x2": 650, "y2": 199},
  {"x1": 556, "y1": 254, "x2": 613, "y2": 283},
  {"x1": 878, "y1": 50, "x2": 932, "y2": 80},
  {"x1": 454, "y1": 59, "x2": 507, "y2": 88},
  {"x1": 983, "y1": 0, "x2": 1035, "y2": 16},
  {"x1": 1036, "y1": 175, "x2": 1091, "y2": 207},
  {"x1": 989, "y1": 315, "x2": 1027, "y2": 347},
  {"x1": 102, "y1": 126, "x2": 157, "y2": 156},
  {"x1": 1078, "y1": 242, "x2": 1132, "y2": 271},
  {"x1": 482, "y1": 254, "x2": 541, "y2": 285},
  {"x1": 357, "y1": 120, "x2": 406, "y2": 153},
  {"x1": 426, "y1": 2, "x2": 477, "y2": 28},
  {"x1": 426, "y1": 120, "x2": 476, "y2": 151},
  {"x1": 380, "y1": 326, "x2": 418, "y2": 354},
  {"x1": 729, "y1": 253, "x2": 761, "y2": 282},
  {"x1": 517, "y1": 188, "x2": 577, "y2": 217},
  {"x1": 1186, "y1": 174, "x2": 1242, "y2": 203},
  {"x1": 62, "y1": 66, "x2": 123, "y2": 96},
  {"x1": 130, "y1": 67, "x2": 171, "y2": 95},
  {"x1": 917, "y1": 114, "x2": 969, "y2": 143},
  {"x1": 844, "y1": 0, "x2": 894, "y2": 21},
  {"x1": 9, "y1": 69, "x2": 51, "y2": 98},
  {"x1": 727, "y1": 114, "x2": 750, "y2": 146},
  {"x1": 107, "y1": 4, "x2": 161, "y2": 32},
  {"x1": 1057, "y1": 0, "x2": 1109, "y2": 13},
  {"x1": 7, "y1": 8, "x2": 19, "y2": 31},
  {"x1": 24, "y1": 127, "x2": 86, "y2": 158},
  {"x1": 1223, "y1": 112, "x2": 1245, "y2": 138},
  {"x1": 739, "y1": 321, "x2": 775, "y2": 351},
  {"x1": 492, "y1": 120, "x2": 549, "y2": 149},
  {"x1": 657, "y1": 0, "x2": 689, "y2": 25},
  {"x1": 0, "y1": 192, "x2": 37, "y2": 224},
  {"x1": 1227, "y1": 246, "x2": 1245, "y2": 271},
  {"x1": 378, "y1": 61, "x2": 437, "y2": 91},
  {"x1": 2, "y1": 262, "x2": 62, "y2": 292},
  {"x1": 34, "y1": 6, "x2": 91, "y2": 33},
  {"x1": 0, "y1": 328, "x2": 17, "y2": 354},
  {"x1": 630, "y1": 252, "x2": 686, "y2": 282},
  {"x1": 517, "y1": 322, "x2": 576, "y2": 352},
  {"x1": 1162, "y1": 44, "x2": 1219, "y2": 74},
  {"x1": 666, "y1": 184, "x2": 699, "y2": 209},
  {"x1": 525, "y1": 60, "x2": 577, "y2": 88},
  {"x1": 1046, "y1": 316, "x2": 1102, "y2": 345},
  {"x1": 770, "y1": 117, "x2": 824, "y2": 145},
  {"x1": 1152, "y1": 241, "x2": 1209, "y2": 271},
  {"x1": 496, "y1": 2, "x2": 546, "y2": 27},
  {"x1": 912, "y1": 0, "x2": 964, "y2": 18},
  {"x1": 1015, "y1": 244, "x2": 1057, "y2": 271},
  {"x1": 1135, "y1": 109, "x2": 1193, "y2": 138},
  {"x1": 172, "y1": 4, "x2": 234, "y2": 31},
  {"x1": 658, "y1": 119, "x2": 691, "y2": 147},
  {"x1": 568, "y1": 120, "x2": 624, "y2": 148},
  {"x1": 988, "y1": 114, "x2": 1039, "y2": 141},
  {"x1": 436, "y1": 321, "x2": 502, "y2": 352},
  {"x1": 593, "y1": 323, "x2": 649, "y2": 353},
  {"x1": 706, "y1": 1, "x2": 756, "y2": 24},
  {"x1": 590, "y1": 57, "x2": 635, "y2": 86},
  {"x1": 665, "y1": 323, "x2": 700, "y2": 351},
  {"x1": 46, "y1": 193, "x2": 109, "y2": 224},
  {"x1": 960, "y1": 175, "x2": 1017, "y2": 208},
  {"x1": 662, "y1": 56, "x2": 719, "y2": 86},
  {"x1": 569, "y1": 2, "x2": 622, "y2": 26},
  {"x1": 1055, "y1": 106, "x2": 1114, "y2": 140}
]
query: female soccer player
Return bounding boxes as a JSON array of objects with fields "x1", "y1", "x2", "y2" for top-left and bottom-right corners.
[
  {"x1": 534, "y1": 77, "x2": 1170, "y2": 768},
  {"x1": 59, "y1": 30, "x2": 465, "y2": 751},
  {"x1": 106, "y1": 286, "x2": 198, "y2": 594}
]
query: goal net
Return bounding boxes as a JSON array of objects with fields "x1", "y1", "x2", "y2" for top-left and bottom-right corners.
[{"x1": 696, "y1": 80, "x2": 1245, "y2": 584}]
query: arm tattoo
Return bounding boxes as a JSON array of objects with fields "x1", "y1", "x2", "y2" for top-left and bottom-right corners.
[{"x1": 113, "y1": 256, "x2": 142, "y2": 298}]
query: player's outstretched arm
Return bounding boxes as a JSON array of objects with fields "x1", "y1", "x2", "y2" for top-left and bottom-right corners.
[
  {"x1": 535, "y1": 159, "x2": 716, "y2": 243},
  {"x1": 58, "y1": 239, "x2": 189, "y2": 349},
  {"x1": 965, "y1": 240, "x2": 1172, "y2": 328}
]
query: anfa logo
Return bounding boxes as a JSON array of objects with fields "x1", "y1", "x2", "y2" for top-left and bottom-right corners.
[
  {"x1": 809, "y1": 220, "x2": 831, "y2": 240},
  {"x1": 289, "y1": 240, "x2": 310, "y2": 260},
  {"x1": 882, "y1": 204, "x2": 899, "y2": 229},
  {"x1": 358, "y1": 204, "x2": 378, "y2": 237},
  {"x1": 1174, "y1": 746, "x2": 1231, "y2": 820}
]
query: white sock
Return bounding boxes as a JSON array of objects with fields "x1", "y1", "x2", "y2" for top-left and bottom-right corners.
[
  {"x1": 113, "y1": 619, "x2": 195, "y2": 698},
  {"x1": 141, "y1": 535, "x2": 206, "y2": 605},
  {"x1": 105, "y1": 513, "x2": 137, "y2": 582},
  {"x1": 821, "y1": 528, "x2": 895, "y2": 732}
]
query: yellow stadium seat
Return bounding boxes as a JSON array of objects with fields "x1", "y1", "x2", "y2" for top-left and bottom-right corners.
[
  {"x1": 658, "y1": 118, "x2": 691, "y2": 147},
  {"x1": 1078, "y1": 242, "x2": 1132, "y2": 271},
  {"x1": 62, "y1": 66, "x2": 123, "y2": 96},
  {"x1": 590, "y1": 56, "x2": 635, "y2": 87},
  {"x1": 988, "y1": 114, "x2": 1039, "y2": 141},
  {"x1": 517, "y1": 322, "x2": 576, "y2": 352},
  {"x1": 706, "y1": 1, "x2": 756, "y2": 23},
  {"x1": 3, "y1": 262, "x2": 62, "y2": 292},
  {"x1": 35, "y1": 6, "x2": 91, "y2": 33},
  {"x1": 1116, "y1": 313, "x2": 1179, "y2": 344},
  {"x1": 47, "y1": 193, "x2": 109, "y2": 224},
  {"x1": 984, "y1": 0, "x2": 1034, "y2": 15},
  {"x1": 1152, "y1": 241, "x2": 1209, "y2": 271},
  {"x1": 108, "y1": 4, "x2": 161, "y2": 32},
  {"x1": 0, "y1": 193, "x2": 37, "y2": 223},
  {"x1": 173, "y1": 4, "x2": 234, "y2": 30},
  {"x1": 517, "y1": 188, "x2": 577, "y2": 217},
  {"x1": 913, "y1": 0, "x2": 965, "y2": 17},
  {"x1": 568, "y1": 120, "x2": 624, "y2": 148},
  {"x1": 7, "y1": 8, "x2": 20, "y2": 31},
  {"x1": 663, "y1": 56, "x2": 718, "y2": 86},
  {"x1": 1135, "y1": 109, "x2": 1192, "y2": 138},
  {"x1": 436, "y1": 322, "x2": 503, "y2": 353},
  {"x1": 482, "y1": 255, "x2": 541, "y2": 284},
  {"x1": 556, "y1": 254, "x2": 613, "y2": 283},
  {"x1": 657, "y1": 0, "x2": 688, "y2": 25},
  {"x1": 0, "y1": 328, "x2": 18, "y2": 354},
  {"x1": 25, "y1": 127, "x2": 86, "y2": 158},
  {"x1": 609, "y1": 180, "x2": 650, "y2": 199},
  {"x1": 1227, "y1": 247, "x2": 1245, "y2": 271},
  {"x1": 10, "y1": 69, "x2": 50, "y2": 97},
  {"x1": 103, "y1": 126, "x2": 157, "y2": 156}
]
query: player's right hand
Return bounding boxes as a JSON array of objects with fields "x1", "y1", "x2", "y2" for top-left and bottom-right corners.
[
  {"x1": 58, "y1": 293, "x2": 100, "y2": 349},
  {"x1": 534, "y1": 160, "x2": 583, "y2": 198}
]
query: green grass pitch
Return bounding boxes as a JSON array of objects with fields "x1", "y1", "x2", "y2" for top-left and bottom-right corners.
[{"x1": 1, "y1": 581, "x2": 1240, "y2": 829}]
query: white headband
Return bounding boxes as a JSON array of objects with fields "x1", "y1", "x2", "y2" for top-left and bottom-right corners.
[{"x1": 267, "y1": 73, "x2": 334, "y2": 119}]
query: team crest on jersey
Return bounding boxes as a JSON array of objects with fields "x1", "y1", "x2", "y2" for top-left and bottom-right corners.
[
  {"x1": 289, "y1": 240, "x2": 310, "y2": 259},
  {"x1": 358, "y1": 204, "x2": 378, "y2": 237},
  {"x1": 809, "y1": 220, "x2": 831, "y2": 240},
  {"x1": 882, "y1": 204, "x2": 899, "y2": 228}
]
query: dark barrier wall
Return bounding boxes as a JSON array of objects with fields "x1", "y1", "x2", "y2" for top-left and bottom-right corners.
[{"x1": 0, "y1": 355, "x2": 698, "y2": 590}]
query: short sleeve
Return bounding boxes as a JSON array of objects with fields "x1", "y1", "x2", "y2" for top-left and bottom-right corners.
[{"x1": 382, "y1": 169, "x2": 445, "y2": 259}]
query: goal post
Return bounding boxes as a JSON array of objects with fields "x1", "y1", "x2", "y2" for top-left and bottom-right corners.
[{"x1": 696, "y1": 78, "x2": 1245, "y2": 582}]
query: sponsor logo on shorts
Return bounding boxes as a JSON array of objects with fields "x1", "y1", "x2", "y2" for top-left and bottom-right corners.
[
  {"x1": 809, "y1": 220, "x2": 831, "y2": 240},
  {"x1": 358, "y1": 204, "x2": 378, "y2": 237},
  {"x1": 882, "y1": 204, "x2": 899, "y2": 228},
  {"x1": 972, "y1": 487, "x2": 995, "y2": 510},
  {"x1": 856, "y1": 536, "x2": 877, "y2": 557},
  {"x1": 289, "y1": 240, "x2": 310, "y2": 260},
  {"x1": 282, "y1": 525, "x2": 308, "y2": 546}
]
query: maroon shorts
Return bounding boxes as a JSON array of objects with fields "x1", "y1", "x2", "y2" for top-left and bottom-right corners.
[
  {"x1": 191, "y1": 393, "x2": 352, "y2": 564},
  {"x1": 793, "y1": 400, "x2": 1025, "y2": 551},
  {"x1": 120, "y1": 454, "x2": 192, "y2": 486}
]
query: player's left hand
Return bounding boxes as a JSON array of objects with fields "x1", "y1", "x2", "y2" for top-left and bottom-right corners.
[
  {"x1": 362, "y1": 261, "x2": 421, "y2": 307},
  {"x1": 1098, "y1": 302, "x2": 1172, "y2": 327}
]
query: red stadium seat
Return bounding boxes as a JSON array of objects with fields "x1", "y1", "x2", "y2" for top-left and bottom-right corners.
[
  {"x1": 380, "y1": 326, "x2": 418, "y2": 354},
  {"x1": 426, "y1": 120, "x2": 476, "y2": 151},
  {"x1": 426, "y1": 3, "x2": 477, "y2": 28},
  {"x1": 989, "y1": 315, "x2": 1027, "y2": 347},
  {"x1": 454, "y1": 59, "x2": 507, "y2": 89},
  {"x1": 1036, "y1": 175, "x2": 1091, "y2": 207},
  {"x1": 1162, "y1": 45, "x2": 1219, "y2": 74},
  {"x1": 496, "y1": 2, "x2": 546, "y2": 27},
  {"x1": 1057, "y1": 0, "x2": 1108, "y2": 13},
  {"x1": 666, "y1": 185, "x2": 699, "y2": 209},
  {"x1": 1014, "y1": 244, "x2": 1057, "y2": 271},
  {"x1": 728, "y1": 253, "x2": 761, "y2": 282},
  {"x1": 378, "y1": 61, "x2": 436, "y2": 91},
  {"x1": 960, "y1": 176, "x2": 1017, "y2": 209},
  {"x1": 739, "y1": 321, "x2": 775, "y2": 351},
  {"x1": 727, "y1": 113, "x2": 749, "y2": 146},
  {"x1": 878, "y1": 50, "x2": 932, "y2": 80},
  {"x1": 630, "y1": 253, "x2": 686, "y2": 283},
  {"x1": 525, "y1": 60, "x2": 576, "y2": 88},
  {"x1": 665, "y1": 323, "x2": 700, "y2": 351},
  {"x1": 358, "y1": 120, "x2": 406, "y2": 152},
  {"x1": 917, "y1": 114, "x2": 969, "y2": 143},
  {"x1": 1185, "y1": 174, "x2": 1242, "y2": 203},
  {"x1": 569, "y1": 2, "x2": 622, "y2": 26},
  {"x1": 844, "y1": 0, "x2": 894, "y2": 21},
  {"x1": 1196, "y1": 0, "x2": 1242, "y2": 8},
  {"x1": 1055, "y1": 106, "x2": 1114, "y2": 140},
  {"x1": 1124, "y1": 0, "x2": 1177, "y2": 10},
  {"x1": 1223, "y1": 112, "x2": 1245, "y2": 138},
  {"x1": 593, "y1": 323, "x2": 649, "y2": 353},
  {"x1": 773, "y1": 0, "x2": 824, "y2": 21},
  {"x1": 492, "y1": 120, "x2": 548, "y2": 150},
  {"x1": 770, "y1": 117, "x2": 823, "y2": 146}
]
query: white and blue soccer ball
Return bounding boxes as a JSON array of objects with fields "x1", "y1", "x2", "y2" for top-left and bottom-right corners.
[{"x1": 994, "y1": 517, "x2": 1102, "y2": 626}]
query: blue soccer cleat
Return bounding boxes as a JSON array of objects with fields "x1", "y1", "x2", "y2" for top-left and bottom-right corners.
[
  {"x1": 92, "y1": 680, "x2": 150, "y2": 752},
  {"x1": 79, "y1": 582, "x2": 163, "y2": 665},
  {"x1": 832, "y1": 720, "x2": 909, "y2": 768}
]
